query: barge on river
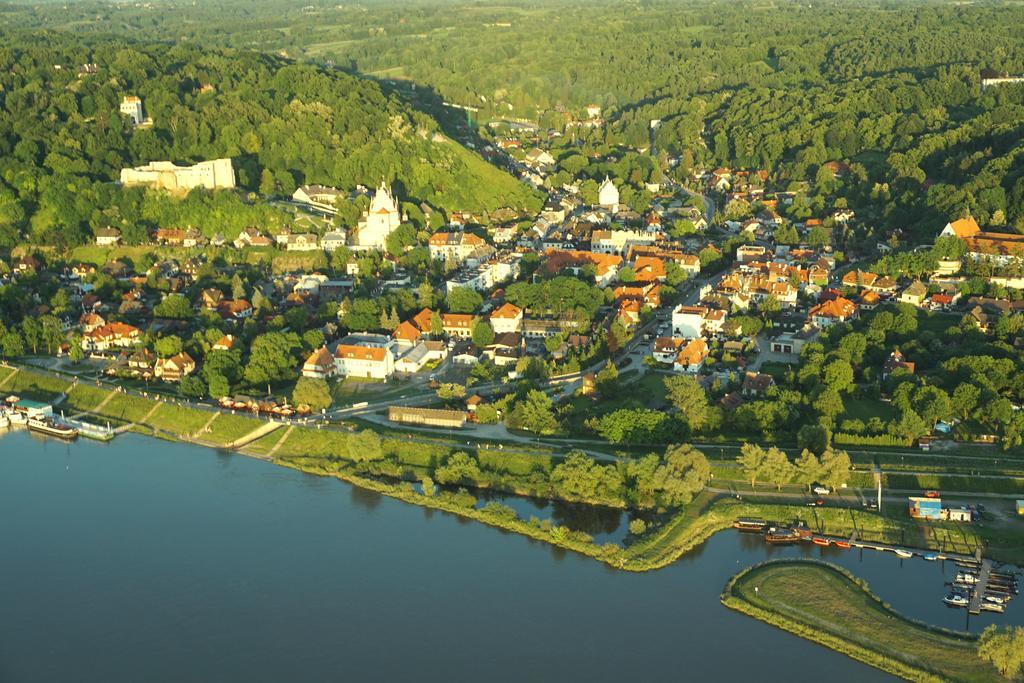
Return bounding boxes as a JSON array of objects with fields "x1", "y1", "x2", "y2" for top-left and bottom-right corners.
[{"x1": 27, "y1": 417, "x2": 79, "y2": 440}]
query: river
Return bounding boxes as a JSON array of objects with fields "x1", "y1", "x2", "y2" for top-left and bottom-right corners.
[{"x1": 1, "y1": 431, "x2": 1020, "y2": 682}]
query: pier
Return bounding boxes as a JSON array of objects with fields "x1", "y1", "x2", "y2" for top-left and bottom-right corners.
[{"x1": 967, "y1": 560, "x2": 993, "y2": 615}]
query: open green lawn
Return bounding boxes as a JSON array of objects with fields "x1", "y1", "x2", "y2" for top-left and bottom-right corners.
[
  {"x1": 94, "y1": 393, "x2": 159, "y2": 423},
  {"x1": 917, "y1": 311, "x2": 961, "y2": 335},
  {"x1": 4, "y1": 370, "x2": 70, "y2": 400},
  {"x1": 724, "y1": 561, "x2": 999, "y2": 682},
  {"x1": 841, "y1": 397, "x2": 899, "y2": 422},
  {"x1": 205, "y1": 413, "x2": 263, "y2": 445},
  {"x1": 65, "y1": 384, "x2": 111, "y2": 412},
  {"x1": 146, "y1": 404, "x2": 216, "y2": 436}
]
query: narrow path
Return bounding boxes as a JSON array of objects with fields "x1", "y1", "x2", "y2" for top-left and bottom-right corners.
[
  {"x1": 88, "y1": 390, "x2": 118, "y2": 415},
  {"x1": 136, "y1": 401, "x2": 163, "y2": 427},
  {"x1": 266, "y1": 425, "x2": 294, "y2": 458},
  {"x1": 226, "y1": 420, "x2": 283, "y2": 449},
  {"x1": 193, "y1": 412, "x2": 220, "y2": 439},
  {"x1": 0, "y1": 366, "x2": 19, "y2": 390}
]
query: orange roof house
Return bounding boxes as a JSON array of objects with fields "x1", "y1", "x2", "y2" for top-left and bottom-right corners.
[
  {"x1": 393, "y1": 320, "x2": 423, "y2": 345},
  {"x1": 633, "y1": 256, "x2": 667, "y2": 283},
  {"x1": 809, "y1": 296, "x2": 858, "y2": 326},
  {"x1": 941, "y1": 217, "x2": 981, "y2": 239},
  {"x1": 674, "y1": 338, "x2": 709, "y2": 372}
]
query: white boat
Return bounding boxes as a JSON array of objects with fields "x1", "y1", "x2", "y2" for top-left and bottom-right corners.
[
  {"x1": 894, "y1": 549, "x2": 914, "y2": 559},
  {"x1": 943, "y1": 594, "x2": 969, "y2": 607},
  {"x1": 984, "y1": 595, "x2": 1009, "y2": 606},
  {"x1": 7, "y1": 410, "x2": 27, "y2": 425},
  {"x1": 980, "y1": 602, "x2": 1005, "y2": 613},
  {"x1": 0, "y1": 411, "x2": 9, "y2": 428},
  {"x1": 956, "y1": 572, "x2": 979, "y2": 585},
  {"x1": 27, "y1": 417, "x2": 79, "y2": 440}
]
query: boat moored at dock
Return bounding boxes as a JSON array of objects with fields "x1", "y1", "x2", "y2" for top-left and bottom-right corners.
[
  {"x1": 27, "y1": 417, "x2": 78, "y2": 440},
  {"x1": 733, "y1": 518, "x2": 769, "y2": 533}
]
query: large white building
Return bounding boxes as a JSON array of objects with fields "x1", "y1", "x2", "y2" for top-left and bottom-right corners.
[
  {"x1": 353, "y1": 181, "x2": 403, "y2": 250},
  {"x1": 120, "y1": 159, "x2": 236, "y2": 193},
  {"x1": 120, "y1": 95, "x2": 144, "y2": 126},
  {"x1": 334, "y1": 338, "x2": 395, "y2": 379},
  {"x1": 598, "y1": 176, "x2": 620, "y2": 212},
  {"x1": 445, "y1": 253, "x2": 521, "y2": 293},
  {"x1": 672, "y1": 305, "x2": 726, "y2": 339}
]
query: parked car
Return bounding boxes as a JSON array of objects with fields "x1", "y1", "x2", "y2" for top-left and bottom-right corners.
[
  {"x1": 924, "y1": 490, "x2": 940, "y2": 499},
  {"x1": 812, "y1": 485, "x2": 831, "y2": 496}
]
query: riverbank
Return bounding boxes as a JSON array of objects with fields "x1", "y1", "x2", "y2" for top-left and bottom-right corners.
[
  {"x1": 721, "y1": 560, "x2": 1001, "y2": 682},
  {"x1": 5, "y1": 363, "x2": 1024, "y2": 570}
]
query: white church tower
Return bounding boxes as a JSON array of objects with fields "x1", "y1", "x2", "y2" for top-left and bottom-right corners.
[
  {"x1": 598, "y1": 176, "x2": 620, "y2": 213},
  {"x1": 353, "y1": 181, "x2": 403, "y2": 250},
  {"x1": 120, "y1": 95, "x2": 144, "y2": 127}
]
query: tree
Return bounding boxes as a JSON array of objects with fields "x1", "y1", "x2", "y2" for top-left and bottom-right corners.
[
  {"x1": 977, "y1": 626, "x2": 1024, "y2": 679},
  {"x1": 180, "y1": 376, "x2": 207, "y2": 399},
  {"x1": 823, "y1": 359, "x2": 854, "y2": 393},
  {"x1": 153, "y1": 294, "x2": 192, "y2": 319},
  {"x1": 506, "y1": 390, "x2": 559, "y2": 435},
  {"x1": 154, "y1": 335, "x2": 183, "y2": 358},
  {"x1": 421, "y1": 476, "x2": 436, "y2": 497},
  {"x1": 737, "y1": 443, "x2": 768, "y2": 488},
  {"x1": 430, "y1": 311, "x2": 444, "y2": 337},
  {"x1": 436, "y1": 383, "x2": 466, "y2": 401},
  {"x1": 618, "y1": 266, "x2": 637, "y2": 283},
  {"x1": 797, "y1": 423, "x2": 832, "y2": 453},
  {"x1": 762, "y1": 447, "x2": 795, "y2": 490},
  {"x1": 434, "y1": 452, "x2": 482, "y2": 485},
  {"x1": 550, "y1": 451, "x2": 622, "y2": 501},
  {"x1": 447, "y1": 286, "x2": 483, "y2": 314},
  {"x1": 348, "y1": 429, "x2": 384, "y2": 462},
  {"x1": 243, "y1": 331, "x2": 301, "y2": 386},
  {"x1": 471, "y1": 320, "x2": 495, "y2": 349},
  {"x1": 292, "y1": 377, "x2": 332, "y2": 411},
  {"x1": 794, "y1": 449, "x2": 823, "y2": 492},
  {"x1": 819, "y1": 448, "x2": 851, "y2": 490},
  {"x1": 207, "y1": 373, "x2": 231, "y2": 398},
  {"x1": 651, "y1": 444, "x2": 711, "y2": 505},
  {"x1": 664, "y1": 375, "x2": 709, "y2": 430},
  {"x1": 595, "y1": 361, "x2": 619, "y2": 393}
]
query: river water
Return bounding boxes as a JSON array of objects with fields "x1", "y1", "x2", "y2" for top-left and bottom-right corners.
[{"x1": 1, "y1": 431, "x2": 1020, "y2": 682}]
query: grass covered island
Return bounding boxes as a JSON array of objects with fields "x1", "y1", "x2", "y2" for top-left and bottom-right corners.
[{"x1": 721, "y1": 560, "x2": 1004, "y2": 682}]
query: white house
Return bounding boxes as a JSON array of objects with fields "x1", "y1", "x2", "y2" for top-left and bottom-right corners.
[
  {"x1": 672, "y1": 305, "x2": 726, "y2": 338},
  {"x1": 489, "y1": 302, "x2": 523, "y2": 334},
  {"x1": 302, "y1": 346, "x2": 337, "y2": 379},
  {"x1": 334, "y1": 343, "x2": 395, "y2": 379},
  {"x1": 95, "y1": 227, "x2": 122, "y2": 246},
  {"x1": 321, "y1": 231, "x2": 347, "y2": 253}
]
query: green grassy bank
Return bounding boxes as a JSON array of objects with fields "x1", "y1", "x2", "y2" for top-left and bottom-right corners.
[{"x1": 722, "y1": 560, "x2": 1000, "y2": 682}]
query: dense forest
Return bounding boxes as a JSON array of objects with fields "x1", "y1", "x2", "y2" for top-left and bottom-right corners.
[
  {"x1": 3, "y1": 0, "x2": 1024, "y2": 244},
  {"x1": 0, "y1": 31, "x2": 541, "y2": 246}
]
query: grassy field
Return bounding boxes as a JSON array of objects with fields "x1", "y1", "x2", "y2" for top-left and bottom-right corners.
[
  {"x1": 841, "y1": 397, "x2": 899, "y2": 422},
  {"x1": 723, "y1": 560, "x2": 998, "y2": 682},
  {"x1": 146, "y1": 403, "x2": 217, "y2": 436},
  {"x1": 204, "y1": 413, "x2": 264, "y2": 446},
  {"x1": 4, "y1": 369, "x2": 70, "y2": 400}
]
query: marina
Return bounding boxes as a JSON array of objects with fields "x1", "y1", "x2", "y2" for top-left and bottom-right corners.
[{"x1": 735, "y1": 520, "x2": 1021, "y2": 615}]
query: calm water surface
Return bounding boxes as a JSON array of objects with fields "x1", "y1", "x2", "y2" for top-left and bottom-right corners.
[{"x1": 1, "y1": 431, "x2": 1019, "y2": 682}]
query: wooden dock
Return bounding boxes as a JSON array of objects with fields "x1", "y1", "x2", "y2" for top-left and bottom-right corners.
[{"x1": 968, "y1": 560, "x2": 993, "y2": 615}]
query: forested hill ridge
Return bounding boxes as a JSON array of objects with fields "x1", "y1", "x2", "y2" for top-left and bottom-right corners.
[
  {"x1": 11, "y1": 0, "x2": 1024, "y2": 241},
  {"x1": 0, "y1": 33, "x2": 542, "y2": 247}
]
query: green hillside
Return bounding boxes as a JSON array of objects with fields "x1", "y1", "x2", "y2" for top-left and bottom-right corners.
[{"x1": 0, "y1": 33, "x2": 541, "y2": 246}]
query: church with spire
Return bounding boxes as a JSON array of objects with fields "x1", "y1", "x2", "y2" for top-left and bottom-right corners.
[
  {"x1": 598, "y1": 176, "x2": 619, "y2": 213},
  {"x1": 352, "y1": 180, "x2": 405, "y2": 250}
]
